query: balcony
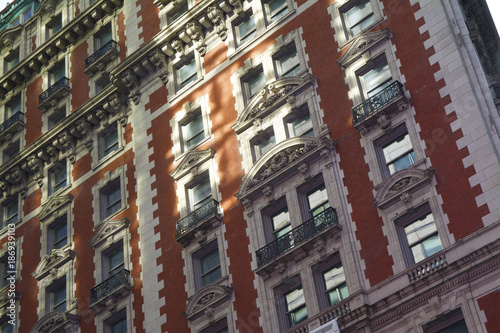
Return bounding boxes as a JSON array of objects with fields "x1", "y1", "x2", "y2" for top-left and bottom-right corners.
[
  {"x1": 89, "y1": 269, "x2": 131, "y2": 314},
  {"x1": 256, "y1": 207, "x2": 341, "y2": 276},
  {"x1": 0, "y1": 112, "x2": 24, "y2": 143},
  {"x1": 84, "y1": 40, "x2": 119, "y2": 77},
  {"x1": 175, "y1": 199, "x2": 222, "y2": 247},
  {"x1": 352, "y1": 81, "x2": 409, "y2": 132},
  {"x1": 38, "y1": 77, "x2": 70, "y2": 112}
]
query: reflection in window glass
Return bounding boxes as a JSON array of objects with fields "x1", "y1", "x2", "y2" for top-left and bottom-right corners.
[
  {"x1": 362, "y1": 61, "x2": 392, "y2": 97},
  {"x1": 201, "y1": 249, "x2": 221, "y2": 286},
  {"x1": 237, "y1": 15, "x2": 257, "y2": 46},
  {"x1": 404, "y1": 213, "x2": 442, "y2": 264},
  {"x1": 345, "y1": 0, "x2": 375, "y2": 37},
  {"x1": 285, "y1": 286, "x2": 307, "y2": 327},
  {"x1": 268, "y1": 0, "x2": 289, "y2": 22},
  {"x1": 382, "y1": 133, "x2": 415, "y2": 175}
]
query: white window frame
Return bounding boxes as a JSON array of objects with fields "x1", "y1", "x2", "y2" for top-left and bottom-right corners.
[
  {"x1": 0, "y1": 195, "x2": 20, "y2": 231},
  {"x1": 171, "y1": 96, "x2": 212, "y2": 160},
  {"x1": 47, "y1": 214, "x2": 70, "y2": 253},
  {"x1": 48, "y1": 159, "x2": 69, "y2": 197},
  {"x1": 38, "y1": 194, "x2": 74, "y2": 256},
  {"x1": 329, "y1": 0, "x2": 384, "y2": 47},
  {"x1": 92, "y1": 120, "x2": 124, "y2": 169},
  {"x1": 250, "y1": 125, "x2": 276, "y2": 162},
  {"x1": 241, "y1": 66, "x2": 266, "y2": 105},
  {"x1": 92, "y1": 166, "x2": 127, "y2": 227}
]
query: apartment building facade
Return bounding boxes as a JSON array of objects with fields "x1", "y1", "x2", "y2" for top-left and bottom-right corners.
[{"x1": 0, "y1": 0, "x2": 498, "y2": 332}]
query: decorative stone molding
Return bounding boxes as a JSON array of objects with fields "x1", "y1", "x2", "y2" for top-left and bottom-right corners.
[
  {"x1": 236, "y1": 136, "x2": 335, "y2": 201},
  {"x1": 186, "y1": 22, "x2": 206, "y2": 56},
  {"x1": 32, "y1": 248, "x2": 76, "y2": 281},
  {"x1": 27, "y1": 155, "x2": 45, "y2": 187},
  {"x1": 207, "y1": 6, "x2": 227, "y2": 40},
  {"x1": 170, "y1": 148, "x2": 214, "y2": 181},
  {"x1": 30, "y1": 311, "x2": 79, "y2": 333},
  {"x1": 73, "y1": 118, "x2": 93, "y2": 151},
  {"x1": 232, "y1": 75, "x2": 317, "y2": 134},
  {"x1": 103, "y1": 93, "x2": 129, "y2": 127},
  {"x1": 37, "y1": 194, "x2": 74, "y2": 222},
  {"x1": 56, "y1": 131, "x2": 77, "y2": 164},
  {"x1": 337, "y1": 29, "x2": 393, "y2": 69},
  {"x1": 89, "y1": 218, "x2": 130, "y2": 248},
  {"x1": 148, "y1": 48, "x2": 169, "y2": 84},
  {"x1": 2, "y1": 165, "x2": 28, "y2": 198},
  {"x1": 120, "y1": 69, "x2": 140, "y2": 105},
  {"x1": 372, "y1": 168, "x2": 434, "y2": 209},
  {"x1": 183, "y1": 283, "x2": 233, "y2": 321}
]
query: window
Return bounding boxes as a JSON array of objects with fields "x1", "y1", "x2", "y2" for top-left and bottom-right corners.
[
  {"x1": 47, "y1": 278, "x2": 66, "y2": 313},
  {"x1": 96, "y1": 75, "x2": 111, "y2": 94},
  {"x1": 375, "y1": 125, "x2": 416, "y2": 179},
  {"x1": 94, "y1": 23, "x2": 112, "y2": 50},
  {"x1": 167, "y1": 1, "x2": 188, "y2": 24},
  {"x1": 286, "y1": 106, "x2": 313, "y2": 137},
  {"x1": 251, "y1": 127, "x2": 276, "y2": 161},
  {"x1": 176, "y1": 55, "x2": 198, "y2": 90},
  {"x1": 46, "y1": 13, "x2": 62, "y2": 39},
  {"x1": 99, "y1": 123, "x2": 119, "y2": 160},
  {"x1": 342, "y1": 0, "x2": 376, "y2": 38},
  {"x1": 193, "y1": 241, "x2": 222, "y2": 290},
  {"x1": 242, "y1": 69, "x2": 265, "y2": 102},
  {"x1": 0, "y1": 323, "x2": 13, "y2": 333},
  {"x1": 3, "y1": 48, "x2": 19, "y2": 74},
  {"x1": 24, "y1": 8, "x2": 33, "y2": 22},
  {"x1": 398, "y1": 209, "x2": 442, "y2": 266},
  {"x1": 2, "y1": 140, "x2": 20, "y2": 164},
  {"x1": 190, "y1": 177, "x2": 212, "y2": 211},
  {"x1": 264, "y1": 0, "x2": 289, "y2": 23},
  {"x1": 49, "y1": 62, "x2": 66, "y2": 86},
  {"x1": 306, "y1": 184, "x2": 329, "y2": 218},
  {"x1": 48, "y1": 107, "x2": 67, "y2": 129},
  {"x1": 4, "y1": 95, "x2": 21, "y2": 120},
  {"x1": 1, "y1": 197, "x2": 18, "y2": 229},
  {"x1": 0, "y1": 258, "x2": 14, "y2": 289},
  {"x1": 48, "y1": 215, "x2": 68, "y2": 252},
  {"x1": 49, "y1": 160, "x2": 68, "y2": 195},
  {"x1": 103, "y1": 243, "x2": 124, "y2": 279},
  {"x1": 235, "y1": 13, "x2": 257, "y2": 47},
  {"x1": 104, "y1": 309, "x2": 127, "y2": 333},
  {"x1": 274, "y1": 46, "x2": 300, "y2": 78},
  {"x1": 10, "y1": 18, "x2": 20, "y2": 27},
  {"x1": 100, "y1": 179, "x2": 122, "y2": 220},
  {"x1": 358, "y1": 57, "x2": 392, "y2": 98},
  {"x1": 322, "y1": 263, "x2": 348, "y2": 306},
  {"x1": 275, "y1": 277, "x2": 307, "y2": 330},
  {"x1": 201, "y1": 318, "x2": 229, "y2": 333},
  {"x1": 181, "y1": 111, "x2": 206, "y2": 151},
  {"x1": 423, "y1": 309, "x2": 469, "y2": 333},
  {"x1": 271, "y1": 207, "x2": 291, "y2": 240}
]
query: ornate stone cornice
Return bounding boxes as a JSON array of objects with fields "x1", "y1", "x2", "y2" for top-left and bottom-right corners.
[
  {"x1": 30, "y1": 311, "x2": 79, "y2": 333},
  {"x1": 0, "y1": 89, "x2": 129, "y2": 198},
  {"x1": 337, "y1": 28, "x2": 392, "y2": 69},
  {"x1": 372, "y1": 167, "x2": 434, "y2": 209},
  {"x1": 0, "y1": 0, "x2": 124, "y2": 100},
  {"x1": 236, "y1": 136, "x2": 335, "y2": 201},
  {"x1": 89, "y1": 218, "x2": 130, "y2": 248},
  {"x1": 170, "y1": 148, "x2": 214, "y2": 181},
  {"x1": 37, "y1": 194, "x2": 73, "y2": 222},
  {"x1": 183, "y1": 282, "x2": 233, "y2": 321},
  {"x1": 232, "y1": 74, "x2": 317, "y2": 134}
]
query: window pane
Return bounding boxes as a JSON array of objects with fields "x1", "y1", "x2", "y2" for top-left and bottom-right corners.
[
  {"x1": 49, "y1": 109, "x2": 66, "y2": 129},
  {"x1": 53, "y1": 287, "x2": 66, "y2": 312},
  {"x1": 193, "y1": 179, "x2": 212, "y2": 209},
  {"x1": 269, "y1": 0, "x2": 289, "y2": 22},
  {"x1": 382, "y1": 133, "x2": 415, "y2": 174},
  {"x1": 1, "y1": 323, "x2": 14, "y2": 333},
  {"x1": 389, "y1": 151, "x2": 416, "y2": 174},
  {"x1": 111, "y1": 317, "x2": 127, "y2": 333},
  {"x1": 237, "y1": 15, "x2": 256, "y2": 45},
  {"x1": 279, "y1": 49, "x2": 300, "y2": 77},
  {"x1": 168, "y1": 2, "x2": 188, "y2": 23},
  {"x1": 346, "y1": 0, "x2": 375, "y2": 36},
  {"x1": 405, "y1": 214, "x2": 442, "y2": 263},
  {"x1": 179, "y1": 59, "x2": 198, "y2": 88},
  {"x1": 53, "y1": 167, "x2": 67, "y2": 192},
  {"x1": 104, "y1": 128, "x2": 119, "y2": 156},
  {"x1": 185, "y1": 115, "x2": 205, "y2": 148},
  {"x1": 97, "y1": 29, "x2": 112, "y2": 48},
  {"x1": 201, "y1": 249, "x2": 221, "y2": 286},
  {"x1": 437, "y1": 319, "x2": 468, "y2": 333},
  {"x1": 291, "y1": 113, "x2": 313, "y2": 137},
  {"x1": 54, "y1": 224, "x2": 67, "y2": 249},
  {"x1": 307, "y1": 185, "x2": 329, "y2": 216},
  {"x1": 363, "y1": 62, "x2": 392, "y2": 97},
  {"x1": 24, "y1": 8, "x2": 32, "y2": 22},
  {"x1": 286, "y1": 287, "x2": 307, "y2": 326},
  {"x1": 248, "y1": 72, "x2": 265, "y2": 97},
  {"x1": 6, "y1": 201, "x2": 18, "y2": 224},
  {"x1": 109, "y1": 248, "x2": 124, "y2": 275},
  {"x1": 106, "y1": 186, "x2": 122, "y2": 216},
  {"x1": 11, "y1": 18, "x2": 20, "y2": 27},
  {"x1": 53, "y1": 66, "x2": 65, "y2": 83},
  {"x1": 257, "y1": 134, "x2": 276, "y2": 157},
  {"x1": 272, "y1": 209, "x2": 291, "y2": 238},
  {"x1": 323, "y1": 266, "x2": 345, "y2": 291}
]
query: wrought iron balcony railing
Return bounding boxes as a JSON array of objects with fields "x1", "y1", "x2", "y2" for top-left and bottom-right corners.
[
  {"x1": 176, "y1": 199, "x2": 220, "y2": 238},
  {"x1": 39, "y1": 77, "x2": 70, "y2": 105},
  {"x1": 352, "y1": 81, "x2": 405, "y2": 125},
  {"x1": 256, "y1": 207, "x2": 338, "y2": 267},
  {"x1": 0, "y1": 112, "x2": 24, "y2": 136},
  {"x1": 90, "y1": 269, "x2": 130, "y2": 305},
  {"x1": 85, "y1": 40, "x2": 118, "y2": 68}
]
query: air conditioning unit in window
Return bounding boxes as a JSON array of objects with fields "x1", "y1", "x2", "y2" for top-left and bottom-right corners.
[{"x1": 309, "y1": 318, "x2": 340, "y2": 333}]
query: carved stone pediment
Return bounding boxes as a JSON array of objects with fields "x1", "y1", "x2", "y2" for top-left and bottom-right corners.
[
  {"x1": 372, "y1": 167, "x2": 434, "y2": 209},
  {"x1": 170, "y1": 148, "x2": 214, "y2": 181},
  {"x1": 33, "y1": 248, "x2": 76, "y2": 281},
  {"x1": 236, "y1": 136, "x2": 335, "y2": 201},
  {"x1": 30, "y1": 311, "x2": 79, "y2": 333},
  {"x1": 232, "y1": 74, "x2": 316, "y2": 134},
  {"x1": 89, "y1": 218, "x2": 130, "y2": 248},
  {"x1": 337, "y1": 29, "x2": 392, "y2": 68},
  {"x1": 183, "y1": 283, "x2": 233, "y2": 321},
  {"x1": 37, "y1": 194, "x2": 74, "y2": 222}
]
